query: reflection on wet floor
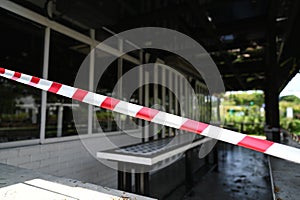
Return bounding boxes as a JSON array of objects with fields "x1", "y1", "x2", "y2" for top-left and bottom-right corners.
[{"x1": 184, "y1": 143, "x2": 272, "y2": 200}]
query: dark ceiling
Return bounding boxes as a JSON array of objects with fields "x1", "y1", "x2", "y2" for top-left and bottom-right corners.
[{"x1": 11, "y1": 0, "x2": 300, "y2": 91}]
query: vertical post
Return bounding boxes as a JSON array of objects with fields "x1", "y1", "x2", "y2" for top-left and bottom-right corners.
[
  {"x1": 185, "y1": 149, "x2": 193, "y2": 190},
  {"x1": 117, "y1": 39, "x2": 123, "y2": 98},
  {"x1": 117, "y1": 38, "x2": 123, "y2": 130},
  {"x1": 57, "y1": 105, "x2": 63, "y2": 137},
  {"x1": 265, "y1": 0, "x2": 280, "y2": 142},
  {"x1": 201, "y1": 86, "x2": 203, "y2": 121},
  {"x1": 168, "y1": 71, "x2": 173, "y2": 137},
  {"x1": 180, "y1": 76, "x2": 184, "y2": 134},
  {"x1": 196, "y1": 82, "x2": 199, "y2": 120},
  {"x1": 144, "y1": 72, "x2": 149, "y2": 142},
  {"x1": 40, "y1": 27, "x2": 50, "y2": 143},
  {"x1": 154, "y1": 64, "x2": 158, "y2": 140},
  {"x1": 135, "y1": 171, "x2": 150, "y2": 195},
  {"x1": 174, "y1": 73, "x2": 179, "y2": 136},
  {"x1": 139, "y1": 51, "x2": 144, "y2": 141},
  {"x1": 241, "y1": 123, "x2": 244, "y2": 133},
  {"x1": 217, "y1": 97, "x2": 221, "y2": 123},
  {"x1": 118, "y1": 162, "x2": 132, "y2": 192},
  {"x1": 162, "y1": 67, "x2": 166, "y2": 138},
  {"x1": 185, "y1": 77, "x2": 189, "y2": 118},
  {"x1": 213, "y1": 144, "x2": 219, "y2": 172},
  {"x1": 180, "y1": 76, "x2": 184, "y2": 116},
  {"x1": 88, "y1": 29, "x2": 95, "y2": 135}
]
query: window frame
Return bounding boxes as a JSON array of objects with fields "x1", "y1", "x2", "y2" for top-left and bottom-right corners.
[{"x1": 0, "y1": 1, "x2": 141, "y2": 148}]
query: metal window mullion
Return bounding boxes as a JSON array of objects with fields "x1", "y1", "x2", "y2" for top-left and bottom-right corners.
[
  {"x1": 175, "y1": 73, "x2": 178, "y2": 115},
  {"x1": 153, "y1": 64, "x2": 158, "y2": 140},
  {"x1": 161, "y1": 67, "x2": 166, "y2": 138},
  {"x1": 0, "y1": 0, "x2": 140, "y2": 65},
  {"x1": 185, "y1": 77, "x2": 188, "y2": 119},
  {"x1": 180, "y1": 75, "x2": 184, "y2": 134},
  {"x1": 88, "y1": 29, "x2": 95, "y2": 135},
  {"x1": 144, "y1": 72, "x2": 149, "y2": 142},
  {"x1": 117, "y1": 38, "x2": 123, "y2": 130},
  {"x1": 139, "y1": 51, "x2": 143, "y2": 134},
  {"x1": 197, "y1": 82, "x2": 201, "y2": 121},
  {"x1": 174, "y1": 73, "x2": 179, "y2": 136},
  {"x1": 40, "y1": 27, "x2": 50, "y2": 144},
  {"x1": 168, "y1": 70, "x2": 173, "y2": 137}
]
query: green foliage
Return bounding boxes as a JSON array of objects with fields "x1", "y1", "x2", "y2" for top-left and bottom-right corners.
[
  {"x1": 280, "y1": 118, "x2": 300, "y2": 135},
  {"x1": 280, "y1": 95, "x2": 300, "y2": 135},
  {"x1": 280, "y1": 95, "x2": 300, "y2": 103},
  {"x1": 96, "y1": 111, "x2": 114, "y2": 121},
  {"x1": 223, "y1": 93, "x2": 300, "y2": 136},
  {"x1": 0, "y1": 113, "x2": 29, "y2": 122},
  {"x1": 222, "y1": 91, "x2": 265, "y2": 135},
  {"x1": 227, "y1": 92, "x2": 264, "y2": 106},
  {"x1": 244, "y1": 123, "x2": 264, "y2": 135},
  {"x1": 279, "y1": 100, "x2": 300, "y2": 117}
]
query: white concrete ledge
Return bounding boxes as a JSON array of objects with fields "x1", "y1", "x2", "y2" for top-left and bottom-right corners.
[{"x1": 0, "y1": 163, "x2": 156, "y2": 200}]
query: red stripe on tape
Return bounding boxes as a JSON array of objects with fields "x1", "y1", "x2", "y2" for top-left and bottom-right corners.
[
  {"x1": 72, "y1": 89, "x2": 88, "y2": 101},
  {"x1": 30, "y1": 76, "x2": 40, "y2": 85},
  {"x1": 48, "y1": 82, "x2": 62, "y2": 93},
  {"x1": 180, "y1": 119, "x2": 209, "y2": 134},
  {"x1": 237, "y1": 136, "x2": 274, "y2": 152},
  {"x1": 135, "y1": 107, "x2": 159, "y2": 121},
  {"x1": 100, "y1": 97, "x2": 120, "y2": 110},
  {"x1": 0, "y1": 68, "x2": 5, "y2": 74},
  {"x1": 12, "y1": 72, "x2": 21, "y2": 80}
]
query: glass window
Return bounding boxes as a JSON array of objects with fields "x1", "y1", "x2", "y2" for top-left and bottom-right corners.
[
  {"x1": 120, "y1": 60, "x2": 140, "y2": 131},
  {"x1": 0, "y1": 9, "x2": 44, "y2": 143},
  {"x1": 92, "y1": 51, "x2": 140, "y2": 133},
  {"x1": 46, "y1": 30, "x2": 88, "y2": 138},
  {"x1": 93, "y1": 49, "x2": 118, "y2": 133}
]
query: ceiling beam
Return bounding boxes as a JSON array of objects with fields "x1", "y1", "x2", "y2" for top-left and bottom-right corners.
[
  {"x1": 186, "y1": 0, "x2": 248, "y2": 90},
  {"x1": 278, "y1": 0, "x2": 300, "y2": 62},
  {"x1": 219, "y1": 60, "x2": 265, "y2": 74}
]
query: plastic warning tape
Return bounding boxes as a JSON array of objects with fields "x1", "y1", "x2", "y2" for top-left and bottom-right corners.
[{"x1": 0, "y1": 67, "x2": 299, "y2": 164}]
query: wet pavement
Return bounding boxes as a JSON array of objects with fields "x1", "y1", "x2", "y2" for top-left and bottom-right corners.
[
  {"x1": 270, "y1": 136, "x2": 300, "y2": 200},
  {"x1": 184, "y1": 143, "x2": 272, "y2": 200}
]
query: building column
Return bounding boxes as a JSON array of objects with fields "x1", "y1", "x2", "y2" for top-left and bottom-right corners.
[
  {"x1": 265, "y1": 0, "x2": 280, "y2": 142},
  {"x1": 264, "y1": 89, "x2": 280, "y2": 142}
]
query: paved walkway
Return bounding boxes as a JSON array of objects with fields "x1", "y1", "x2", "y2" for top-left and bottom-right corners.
[
  {"x1": 184, "y1": 143, "x2": 273, "y2": 200},
  {"x1": 269, "y1": 135, "x2": 300, "y2": 200}
]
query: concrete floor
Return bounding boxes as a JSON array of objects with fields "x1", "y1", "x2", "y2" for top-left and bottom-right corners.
[
  {"x1": 184, "y1": 143, "x2": 273, "y2": 200},
  {"x1": 270, "y1": 136, "x2": 300, "y2": 200}
]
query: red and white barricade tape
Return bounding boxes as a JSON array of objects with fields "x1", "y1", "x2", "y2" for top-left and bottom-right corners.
[{"x1": 0, "y1": 67, "x2": 299, "y2": 164}]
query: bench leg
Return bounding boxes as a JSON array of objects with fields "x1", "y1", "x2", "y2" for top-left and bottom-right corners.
[
  {"x1": 135, "y1": 172, "x2": 149, "y2": 195},
  {"x1": 118, "y1": 162, "x2": 132, "y2": 192}
]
